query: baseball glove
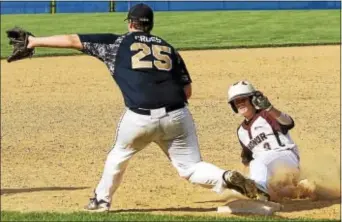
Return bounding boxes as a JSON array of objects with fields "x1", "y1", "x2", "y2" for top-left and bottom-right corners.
[
  {"x1": 252, "y1": 91, "x2": 273, "y2": 111},
  {"x1": 6, "y1": 27, "x2": 35, "y2": 63}
]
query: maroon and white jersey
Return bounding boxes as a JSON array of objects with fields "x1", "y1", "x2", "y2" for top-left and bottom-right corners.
[{"x1": 237, "y1": 110, "x2": 299, "y2": 160}]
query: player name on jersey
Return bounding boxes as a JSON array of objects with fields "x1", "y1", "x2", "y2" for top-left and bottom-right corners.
[
  {"x1": 247, "y1": 132, "x2": 267, "y2": 150},
  {"x1": 134, "y1": 35, "x2": 162, "y2": 43}
]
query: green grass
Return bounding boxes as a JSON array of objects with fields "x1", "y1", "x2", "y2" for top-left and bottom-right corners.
[
  {"x1": 1, "y1": 211, "x2": 340, "y2": 222},
  {"x1": 1, "y1": 10, "x2": 340, "y2": 58}
]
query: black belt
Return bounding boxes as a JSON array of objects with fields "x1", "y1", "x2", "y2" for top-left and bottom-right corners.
[{"x1": 129, "y1": 103, "x2": 185, "y2": 115}]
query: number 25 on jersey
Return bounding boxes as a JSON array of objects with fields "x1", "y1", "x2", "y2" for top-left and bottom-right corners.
[{"x1": 130, "y1": 43, "x2": 172, "y2": 71}]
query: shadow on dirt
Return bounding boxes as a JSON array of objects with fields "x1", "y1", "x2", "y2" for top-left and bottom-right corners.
[
  {"x1": 280, "y1": 198, "x2": 341, "y2": 212},
  {"x1": 111, "y1": 207, "x2": 217, "y2": 213},
  {"x1": 0, "y1": 187, "x2": 89, "y2": 195}
]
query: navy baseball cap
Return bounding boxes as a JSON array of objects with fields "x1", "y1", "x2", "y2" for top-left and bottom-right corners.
[{"x1": 125, "y1": 3, "x2": 154, "y2": 24}]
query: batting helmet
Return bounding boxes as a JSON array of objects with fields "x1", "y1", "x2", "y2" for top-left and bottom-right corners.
[{"x1": 228, "y1": 80, "x2": 256, "y2": 113}]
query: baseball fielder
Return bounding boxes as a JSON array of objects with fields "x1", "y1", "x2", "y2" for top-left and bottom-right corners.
[
  {"x1": 6, "y1": 4, "x2": 267, "y2": 212},
  {"x1": 227, "y1": 80, "x2": 303, "y2": 201}
]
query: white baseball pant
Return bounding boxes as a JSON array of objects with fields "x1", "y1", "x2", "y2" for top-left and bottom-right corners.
[
  {"x1": 94, "y1": 106, "x2": 227, "y2": 203},
  {"x1": 249, "y1": 150, "x2": 300, "y2": 193}
]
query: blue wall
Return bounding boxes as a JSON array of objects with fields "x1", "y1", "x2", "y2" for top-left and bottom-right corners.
[
  {"x1": 115, "y1": 1, "x2": 341, "y2": 12},
  {"x1": 1, "y1": 1, "x2": 340, "y2": 14},
  {"x1": 1, "y1": 1, "x2": 50, "y2": 14},
  {"x1": 56, "y1": 1, "x2": 110, "y2": 13},
  {"x1": 0, "y1": 1, "x2": 111, "y2": 14}
]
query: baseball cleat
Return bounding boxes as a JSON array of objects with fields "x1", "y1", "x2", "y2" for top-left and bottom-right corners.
[
  {"x1": 256, "y1": 190, "x2": 271, "y2": 201},
  {"x1": 255, "y1": 183, "x2": 271, "y2": 201},
  {"x1": 223, "y1": 170, "x2": 258, "y2": 199},
  {"x1": 84, "y1": 197, "x2": 110, "y2": 212}
]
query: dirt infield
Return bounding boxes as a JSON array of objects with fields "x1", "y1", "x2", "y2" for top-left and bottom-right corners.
[{"x1": 1, "y1": 46, "x2": 340, "y2": 219}]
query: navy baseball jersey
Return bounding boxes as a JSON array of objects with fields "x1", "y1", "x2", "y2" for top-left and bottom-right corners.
[{"x1": 78, "y1": 32, "x2": 192, "y2": 109}]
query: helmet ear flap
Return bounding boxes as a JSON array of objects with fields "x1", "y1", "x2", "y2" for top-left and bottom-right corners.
[{"x1": 229, "y1": 102, "x2": 238, "y2": 113}]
